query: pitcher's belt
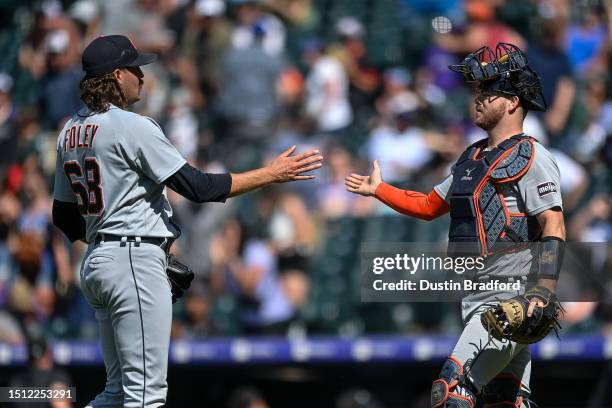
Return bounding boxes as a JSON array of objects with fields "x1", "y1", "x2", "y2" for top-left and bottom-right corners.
[{"x1": 95, "y1": 234, "x2": 169, "y2": 250}]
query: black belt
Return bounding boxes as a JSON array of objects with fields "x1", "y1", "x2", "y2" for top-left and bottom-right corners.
[{"x1": 95, "y1": 234, "x2": 169, "y2": 249}]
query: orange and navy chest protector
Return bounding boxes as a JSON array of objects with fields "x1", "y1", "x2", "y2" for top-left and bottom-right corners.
[{"x1": 447, "y1": 134, "x2": 540, "y2": 256}]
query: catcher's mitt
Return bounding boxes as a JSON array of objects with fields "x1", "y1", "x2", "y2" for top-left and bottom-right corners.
[
  {"x1": 166, "y1": 254, "x2": 194, "y2": 303},
  {"x1": 480, "y1": 286, "x2": 563, "y2": 344}
]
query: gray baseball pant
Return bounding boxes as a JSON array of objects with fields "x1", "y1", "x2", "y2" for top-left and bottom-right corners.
[
  {"x1": 450, "y1": 291, "x2": 531, "y2": 406},
  {"x1": 79, "y1": 240, "x2": 172, "y2": 408}
]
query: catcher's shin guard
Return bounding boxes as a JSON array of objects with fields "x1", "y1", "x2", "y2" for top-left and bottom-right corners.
[
  {"x1": 431, "y1": 357, "x2": 476, "y2": 408},
  {"x1": 481, "y1": 373, "x2": 530, "y2": 408}
]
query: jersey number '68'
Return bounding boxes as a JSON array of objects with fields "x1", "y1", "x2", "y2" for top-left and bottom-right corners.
[{"x1": 64, "y1": 158, "x2": 104, "y2": 215}]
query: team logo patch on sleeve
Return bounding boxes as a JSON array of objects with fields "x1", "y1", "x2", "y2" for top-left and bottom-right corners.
[{"x1": 537, "y1": 181, "x2": 557, "y2": 198}]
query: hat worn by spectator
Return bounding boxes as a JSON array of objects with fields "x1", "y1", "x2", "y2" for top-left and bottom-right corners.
[
  {"x1": 195, "y1": 0, "x2": 226, "y2": 16},
  {"x1": 335, "y1": 17, "x2": 365, "y2": 38},
  {"x1": 45, "y1": 29, "x2": 70, "y2": 54},
  {"x1": 82, "y1": 35, "x2": 157, "y2": 77},
  {"x1": 69, "y1": 0, "x2": 100, "y2": 24}
]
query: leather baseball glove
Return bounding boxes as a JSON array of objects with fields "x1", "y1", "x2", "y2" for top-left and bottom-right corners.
[
  {"x1": 166, "y1": 254, "x2": 194, "y2": 303},
  {"x1": 480, "y1": 286, "x2": 563, "y2": 344}
]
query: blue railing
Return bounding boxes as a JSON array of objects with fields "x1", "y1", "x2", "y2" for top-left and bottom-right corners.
[{"x1": 0, "y1": 335, "x2": 609, "y2": 366}]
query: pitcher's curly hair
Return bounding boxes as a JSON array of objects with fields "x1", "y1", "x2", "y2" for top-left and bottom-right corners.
[{"x1": 79, "y1": 72, "x2": 127, "y2": 112}]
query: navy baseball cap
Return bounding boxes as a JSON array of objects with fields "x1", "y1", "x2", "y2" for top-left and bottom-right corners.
[{"x1": 82, "y1": 35, "x2": 157, "y2": 77}]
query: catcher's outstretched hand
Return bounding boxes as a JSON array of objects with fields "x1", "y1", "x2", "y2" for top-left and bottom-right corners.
[
  {"x1": 268, "y1": 145, "x2": 324, "y2": 182},
  {"x1": 345, "y1": 160, "x2": 383, "y2": 196}
]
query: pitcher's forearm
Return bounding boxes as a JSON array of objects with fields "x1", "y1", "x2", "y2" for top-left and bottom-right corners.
[{"x1": 228, "y1": 167, "x2": 276, "y2": 197}]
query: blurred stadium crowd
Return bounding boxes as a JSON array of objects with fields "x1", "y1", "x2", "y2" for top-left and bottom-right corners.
[{"x1": 0, "y1": 0, "x2": 610, "y2": 345}]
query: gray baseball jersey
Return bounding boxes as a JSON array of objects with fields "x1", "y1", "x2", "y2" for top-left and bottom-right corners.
[
  {"x1": 53, "y1": 104, "x2": 187, "y2": 408},
  {"x1": 434, "y1": 141, "x2": 563, "y2": 278},
  {"x1": 432, "y1": 141, "x2": 562, "y2": 407},
  {"x1": 53, "y1": 105, "x2": 186, "y2": 243}
]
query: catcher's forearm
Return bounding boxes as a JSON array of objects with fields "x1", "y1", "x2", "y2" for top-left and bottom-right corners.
[
  {"x1": 374, "y1": 183, "x2": 450, "y2": 221},
  {"x1": 536, "y1": 208, "x2": 566, "y2": 281},
  {"x1": 228, "y1": 167, "x2": 275, "y2": 197},
  {"x1": 537, "y1": 236, "x2": 565, "y2": 281}
]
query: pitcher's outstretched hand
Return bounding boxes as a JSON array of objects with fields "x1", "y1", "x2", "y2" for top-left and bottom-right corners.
[{"x1": 268, "y1": 145, "x2": 323, "y2": 182}]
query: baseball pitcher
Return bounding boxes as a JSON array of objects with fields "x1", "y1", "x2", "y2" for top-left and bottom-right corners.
[{"x1": 52, "y1": 35, "x2": 323, "y2": 408}]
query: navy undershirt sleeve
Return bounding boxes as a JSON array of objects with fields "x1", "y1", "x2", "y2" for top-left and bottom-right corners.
[
  {"x1": 52, "y1": 200, "x2": 86, "y2": 242},
  {"x1": 163, "y1": 163, "x2": 232, "y2": 203}
]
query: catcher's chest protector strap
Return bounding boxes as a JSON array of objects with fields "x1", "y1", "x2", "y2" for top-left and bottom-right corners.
[
  {"x1": 431, "y1": 357, "x2": 475, "y2": 408},
  {"x1": 447, "y1": 134, "x2": 536, "y2": 255}
]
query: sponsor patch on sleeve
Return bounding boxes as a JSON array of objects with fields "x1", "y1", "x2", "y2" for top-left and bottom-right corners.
[{"x1": 537, "y1": 181, "x2": 558, "y2": 198}]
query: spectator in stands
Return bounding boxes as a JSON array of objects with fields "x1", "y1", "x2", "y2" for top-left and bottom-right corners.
[
  {"x1": 411, "y1": 66, "x2": 447, "y2": 116},
  {"x1": 435, "y1": 0, "x2": 525, "y2": 53},
  {"x1": 229, "y1": 0, "x2": 286, "y2": 56},
  {"x1": 18, "y1": 167, "x2": 52, "y2": 239},
  {"x1": 217, "y1": 23, "x2": 284, "y2": 169},
  {"x1": 178, "y1": 0, "x2": 233, "y2": 100},
  {"x1": 266, "y1": 0, "x2": 318, "y2": 31},
  {"x1": 13, "y1": 108, "x2": 44, "y2": 166},
  {"x1": 568, "y1": 193, "x2": 612, "y2": 242},
  {"x1": 38, "y1": 29, "x2": 83, "y2": 129},
  {"x1": 327, "y1": 17, "x2": 380, "y2": 105},
  {"x1": 260, "y1": 189, "x2": 317, "y2": 255},
  {"x1": 8, "y1": 325, "x2": 73, "y2": 408},
  {"x1": 302, "y1": 38, "x2": 353, "y2": 135},
  {"x1": 526, "y1": 18, "x2": 576, "y2": 137},
  {"x1": 365, "y1": 109, "x2": 433, "y2": 184},
  {"x1": 0, "y1": 310, "x2": 24, "y2": 344},
  {"x1": 163, "y1": 88, "x2": 199, "y2": 162},
  {"x1": 522, "y1": 115, "x2": 589, "y2": 211},
  {"x1": 571, "y1": 78, "x2": 610, "y2": 163},
  {"x1": 210, "y1": 219, "x2": 297, "y2": 334},
  {"x1": 260, "y1": 190, "x2": 313, "y2": 314},
  {"x1": 0, "y1": 176, "x2": 20, "y2": 326},
  {"x1": 0, "y1": 73, "x2": 19, "y2": 171},
  {"x1": 317, "y1": 144, "x2": 374, "y2": 218},
  {"x1": 564, "y1": 3, "x2": 608, "y2": 76},
  {"x1": 68, "y1": 0, "x2": 102, "y2": 46},
  {"x1": 19, "y1": 1, "x2": 82, "y2": 77},
  {"x1": 178, "y1": 278, "x2": 215, "y2": 338},
  {"x1": 7, "y1": 166, "x2": 60, "y2": 323},
  {"x1": 7, "y1": 231, "x2": 54, "y2": 325},
  {"x1": 375, "y1": 68, "x2": 418, "y2": 123}
]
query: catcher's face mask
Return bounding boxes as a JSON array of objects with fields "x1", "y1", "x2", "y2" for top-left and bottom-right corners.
[{"x1": 449, "y1": 43, "x2": 548, "y2": 111}]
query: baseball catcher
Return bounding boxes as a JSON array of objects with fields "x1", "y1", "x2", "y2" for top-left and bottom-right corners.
[{"x1": 346, "y1": 43, "x2": 565, "y2": 407}]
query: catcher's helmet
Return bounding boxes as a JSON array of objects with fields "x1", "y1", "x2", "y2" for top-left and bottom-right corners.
[{"x1": 449, "y1": 43, "x2": 547, "y2": 111}]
